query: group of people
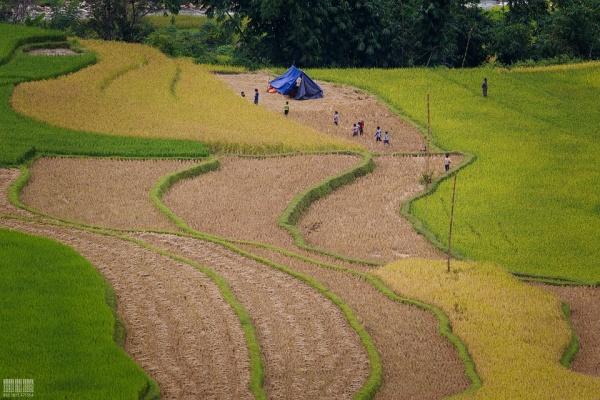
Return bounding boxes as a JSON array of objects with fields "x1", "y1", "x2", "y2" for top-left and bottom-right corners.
[{"x1": 334, "y1": 111, "x2": 390, "y2": 145}]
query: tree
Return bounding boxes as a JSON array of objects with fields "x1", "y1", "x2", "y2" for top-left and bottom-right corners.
[{"x1": 89, "y1": 0, "x2": 176, "y2": 41}]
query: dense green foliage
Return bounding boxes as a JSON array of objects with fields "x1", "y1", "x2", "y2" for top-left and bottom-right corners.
[
  {"x1": 200, "y1": 0, "x2": 599, "y2": 68},
  {"x1": 0, "y1": 23, "x2": 208, "y2": 166},
  {"x1": 0, "y1": 228, "x2": 158, "y2": 399},
  {"x1": 311, "y1": 63, "x2": 600, "y2": 283},
  {"x1": 144, "y1": 18, "x2": 237, "y2": 64}
]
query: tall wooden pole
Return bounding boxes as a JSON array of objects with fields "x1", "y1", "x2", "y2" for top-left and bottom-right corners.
[
  {"x1": 447, "y1": 174, "x2": 458, "y2": 273},
  {"x1": 425, "y1": 93, "x2": 431, "y2": 183}
]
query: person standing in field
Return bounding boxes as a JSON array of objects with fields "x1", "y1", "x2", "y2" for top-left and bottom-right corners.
[
  {"x1": 284, "y1": 101, "x2": 290, "y2": 116},
  {"x1": 241, "y1": 91, "x2": 245, "y2": 98},
  {"x1": 375, "y1": 126, "x2": 382, "y2": 142},
  {"x1": 358, "y1": 120, "x2": 365, "y2": 135},
  {"x1": 383, "y1": 131, "x2": 390, "y2": 145},
  {"x1": 254, "y1": 88, "x2": 259, "y2": 104},
  {"x1": 352, "y1": 123, "x2": 359, "y2": 136},
  {"x1": 444, "y1": 153, "x2": 451, "y2": 172},
  {"x1": 482, "y1": 78, "x2": 488, "y2": 97},
  {"x1": 333, "y1": 111, "x2": 340, "y2": 126}
]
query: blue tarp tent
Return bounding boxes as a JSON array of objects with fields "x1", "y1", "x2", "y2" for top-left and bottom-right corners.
[{"x1": 269, "y1": 66, "x2": 323, "y2": 100}]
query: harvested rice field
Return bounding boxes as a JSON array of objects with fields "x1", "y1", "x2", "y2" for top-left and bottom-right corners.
[
  {"x1": 217, "y1": 72, "x2": 426, "y2": 153},
  {"x1": 21, "y1": 157, "x2": 194, "y2": 230},
  {"x1": 135, "y1": 232, "x2": 370, "y2": 399},
  {"x1": 165, "y1": 154, "x2": 359, "y2": 247},
  {"x1": 239, "y1": 243, "x2": 470, "y2": 399},
  {"x1": 299, "y1": 155, "x2": 461, "y2": 263},
  {"x1": 0, "y1": 218, "x2": 251, "y2": 400}
]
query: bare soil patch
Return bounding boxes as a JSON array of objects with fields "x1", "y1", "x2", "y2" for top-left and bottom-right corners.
[
  {"x1": 217, "y1": 72, "x2": 426, "y2": 153},
  {"x1": 21, "y1": 157, "x2": 194, "y2": 230},
  {"x1": 27, "y1": 48, "x2": 78, "y2": 56},
  {"x1": 0, "y1": 218, "x2": 251, "y2": 400},
  {"x1": 299, "y1": 155, "x2": 461, "y2": 263},
  {"x1": 165, "y1": 154, "x2": 358, "y2": 247},
  {"x1": 134, "y1": 232, "x2": 369, "y2": 400},
  {"x1": 0, "y1": 169, "x2": 30, "y2": 218},
  {"x1": 239, "y1": 243, "x2": 470, "y2": 399},
  {"x1": 536, "y1": 284, "x2": 600, "y2": 376}
]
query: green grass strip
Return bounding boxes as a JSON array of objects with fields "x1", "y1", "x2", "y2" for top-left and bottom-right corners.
[
  {"x1": 559, "y1": 302, "x2": 580, "y2": 369},
  {"x1": 399, "y1": 152, "x2": 477, "y2": 259},
  {"x1": 231, "y1": 238, "x2": 482, "y2": 394},
  {"x1": 150, "y1": 159, "x2": 383, "y2": 400},
  {"x1": 277, "y1": 151, "x2": 381, "y2": 266}
]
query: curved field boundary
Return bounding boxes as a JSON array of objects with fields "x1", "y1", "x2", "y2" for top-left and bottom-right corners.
[
  {"x1": 150, "y1": 160, "x2": 382, "y2": 400},
  {"x1": 9, "y1": 159, "x2": 379, "y2": 398},
  {"x1": 5, "y1": 165, "x2": 266, "y2": 399},
  {"x1": 560, "y1": 302, "x2": 580, "y2": 369},
  {"x1": 8, "y1": 154, "x2": 586, "y2": 391},
  {"x1": 399, "y1": 151, "x2": 476, "y2": 260},
  {"x1": 278, "y1": 151, "x2": 380, "y2": 266},
  {"x1": 0, "y1": 30, "x2": 66, "y2": 66},
  {"x1": 0, "y1": 212, "x2": 265, "y2": 400}
]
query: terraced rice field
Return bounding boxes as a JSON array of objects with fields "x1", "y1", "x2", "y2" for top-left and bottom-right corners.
[
  {"x1": 164, "y1": 155, "x2": 359, "y2": 247},
  {"x1": 21, "y1": 157, "x2": 193, "y2": 230},
  {"x1": 0, "y1": 219, "x2": 251, "y2": 400},
  {"x1": 217, "y1": 72, "x2": 426, "y2": 153},
  {"x1": 4, "y1": 25, "x2": 600, "y2": 400},
  {"x1": 377, "y1": 259, "x2": 600, "y2": 399},
  {"x1": 299, "y1": 155, "x2": 461, "y2": 263},
  {"x1": 12, "y1": 40, "x2": 358, "y2": 154}
]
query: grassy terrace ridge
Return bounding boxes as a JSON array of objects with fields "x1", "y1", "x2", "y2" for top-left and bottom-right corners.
[
  {"x1": 309, "y1": 65, "x2": 600, "y2": 284},
  {"x1": 0, "y1": 228, "x2": 159, "y2": 399},
  {"x1": 0, "y1": 23, "x2": 208, "y2": 166},
  {"x1": 376, "y1": 259, "x2": 600, "y2": 399}
]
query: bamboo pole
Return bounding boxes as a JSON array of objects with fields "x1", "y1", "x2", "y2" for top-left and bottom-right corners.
[{"x1": 447, "y1": 174, "x2": 458, "y2": 273}]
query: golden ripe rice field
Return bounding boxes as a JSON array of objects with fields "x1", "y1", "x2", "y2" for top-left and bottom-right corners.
[
  {"x1": 11, "y1": 40, "x2": 359, "y2": 154},
  {"x1": 376, "y1": 259, "x2": 600, "y2": 400}
]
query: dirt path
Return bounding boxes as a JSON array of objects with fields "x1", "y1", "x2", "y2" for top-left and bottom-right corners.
[
  {"x1": 21, "y1": 157, "x2": 194, "y2": 230},
  {"x1": 165, "y1": 155, "x2": 358, "y2": 247},
  {"x1": 536, "y1": 284, "x2": 600, "y2": 376},
  {"x1": 299, "y1": 155, "x2": 461, "y2": 263},
  {"x1": 134, "y1": 232, "x2": 370, "y2": 400},
  {"x1": 238, "y1": 243, "x2": 470, "y2": 399},
  {"x1": 0, "y1": 218, "x2": 251, "y2": 400},
  {"x1": 217, "y1": 72, "x2": 426, "y2": 153}
]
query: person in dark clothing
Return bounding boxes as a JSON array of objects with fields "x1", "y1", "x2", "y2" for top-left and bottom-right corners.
[
  {"x1": 283, "y1": 101, "x2": 289, "y2": 116},
  {"x1": 358, "y1": 120, "x2": 364, "y2": 135},
  {"x1": 482, "y1": 78, "x2": 488, "y2": 97},
  {"x1": 444, "y1": 153, "x2": 451, "y2": 172},
  {"x1": 254, "y1": 88, "x2": 259, "y2": 104},
  {"x1": 241, "y1": 91, "x2": 245, "y2": 97}
]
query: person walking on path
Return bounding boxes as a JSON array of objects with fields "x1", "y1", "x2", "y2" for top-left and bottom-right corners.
[
  {"x1": 352, "y1": 123, "x2": 359, "y2": 136},
  {"x1": 444, "y1": 153, "x2": 452, "y2": 172},
  {"x1": 383, "y1": 131, "x2": 390, "y2": 145},
  {"x1": 482, "y1": 78, "x2": 488, "y2": 97},
  {"x1": 283, "y1": 101, "x2": 290, "y2": 116},
  {"x1": 375, "y1": 126, "x2": 382, "y2": 142},
  {"x1": 333, "y1": 111, "x2": 340, "y2": 126},
  {"x1": 254, "y1": 88, "x2": 259, "y2": 104}
]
